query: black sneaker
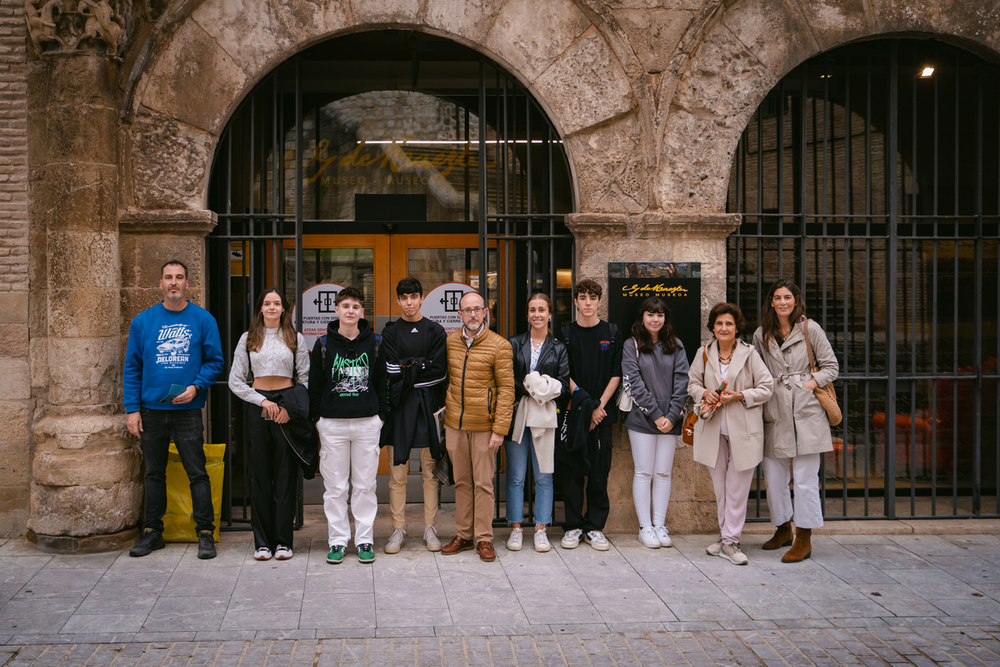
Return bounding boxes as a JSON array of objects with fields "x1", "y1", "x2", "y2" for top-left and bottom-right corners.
[
  {"x1": 197, "y1": 530, "x2": 217, "y2": 560},
  {"x1": 129, "y1": 529, "x2": 164, "y2": 557}
]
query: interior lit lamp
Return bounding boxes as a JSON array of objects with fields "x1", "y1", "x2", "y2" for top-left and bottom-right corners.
[{"x1": 920, "y1": 66, "x2": 935, "y2": 78}]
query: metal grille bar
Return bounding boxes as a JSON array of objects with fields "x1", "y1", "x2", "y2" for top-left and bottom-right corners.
[{"x1": 727, "y1": 38, "x2": 1000, "y2": 520}]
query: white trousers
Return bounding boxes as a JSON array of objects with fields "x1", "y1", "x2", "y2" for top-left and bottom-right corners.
[
  {"x1": 627, "y1": 430, "x2": 677, "y2": 528},
  {"x1": 317, "y1": 416, "x2": 383, "y2": 548},
  {"x1": 762, "y1": 453, "x2": 824, "y2": 529},
  {"x1": 708, "y1": 435, "x2": 755, "y2": 545}
]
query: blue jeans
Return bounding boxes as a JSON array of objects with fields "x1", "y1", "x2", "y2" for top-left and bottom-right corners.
[
  {"x1": 505, "y1": 430, "x2": 553, "y2": 525},
  {"x1": 139, "y1": 408, "x2": 214, "y2": 534}
]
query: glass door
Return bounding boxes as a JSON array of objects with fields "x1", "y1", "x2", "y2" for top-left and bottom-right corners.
[{"x1": 277, "y1": 233, "x2": 501, "y2": 340}]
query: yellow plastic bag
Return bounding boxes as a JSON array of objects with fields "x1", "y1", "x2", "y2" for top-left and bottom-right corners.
[{"x1": 162, "y1": 442, "x2": 225, "y2": 543}]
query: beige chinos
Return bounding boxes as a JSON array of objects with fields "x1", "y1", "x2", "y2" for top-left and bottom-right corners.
[
  {"x1": 387, "y1": 446, "x2": 439, "y2": 529},
  {"x1": 445, "y1": 427, "x2": 496, "y2": 543}
]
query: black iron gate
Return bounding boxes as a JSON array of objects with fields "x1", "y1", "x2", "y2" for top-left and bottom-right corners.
[
  {"x1": 203, "y1": 31, "x2": 574, "y2": 530},
  {"x1": 727, "y1": 38, "x2": 1000, "y2": 519}
]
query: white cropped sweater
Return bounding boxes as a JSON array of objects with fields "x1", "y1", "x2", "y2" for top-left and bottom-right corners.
[{"x1": 228, "y1": 328, "x2": 310, "y2": 406}]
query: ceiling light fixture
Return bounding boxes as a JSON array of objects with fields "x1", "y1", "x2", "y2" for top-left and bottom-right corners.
[{"x1": 920, "y1": 66, "x2": 935, "y2": 78}]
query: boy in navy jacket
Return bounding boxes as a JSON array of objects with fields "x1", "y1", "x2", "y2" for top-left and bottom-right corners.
[{"x1": 380, "y1": 278, "x2": 447, "y2": 554}]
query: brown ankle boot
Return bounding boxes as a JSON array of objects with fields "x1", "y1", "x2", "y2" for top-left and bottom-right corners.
[
  {"x1": 781, "y1": 528, "x2": 812, "y2": 563},
  {"x1": 762, "y1": 521, "x2": 793, "y2": 550}
]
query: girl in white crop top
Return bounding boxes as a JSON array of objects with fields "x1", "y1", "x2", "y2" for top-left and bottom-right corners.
[{"x1": 228, "y1": 288, "x2": 309, "y2": 561}]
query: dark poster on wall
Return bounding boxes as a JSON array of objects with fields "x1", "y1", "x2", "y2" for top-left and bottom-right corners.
[{"x1": 607, "y1": 263, "x2": 702, "y2": 365}]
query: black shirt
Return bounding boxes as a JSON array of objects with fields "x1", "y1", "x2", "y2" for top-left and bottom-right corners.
[
  {"x1": 561, "y1": 320, "x2": 623, "y2": 426},
  {"x1": 381, "y1": 316, "x2": 447, "y2": 390}
]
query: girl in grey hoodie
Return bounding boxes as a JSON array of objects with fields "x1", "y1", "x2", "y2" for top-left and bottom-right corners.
[{"x1": 621, "y1": 297, "x2": 690, "y2": 549}]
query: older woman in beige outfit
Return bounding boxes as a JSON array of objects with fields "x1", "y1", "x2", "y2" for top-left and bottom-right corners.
[
  {"x1": 752, "y1": 279, "x2": 839, "y2": 563},
  {"x1": 689, "y1": 303, "x2": 773, "y2": 565}
]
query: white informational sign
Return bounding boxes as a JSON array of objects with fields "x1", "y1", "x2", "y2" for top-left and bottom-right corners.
[
  {"x1": 422, "y1": 282, "x2": 480, "y2": 335},
  {"x1": 293, "y1": 282, "x2": 345, "y2": 350}
]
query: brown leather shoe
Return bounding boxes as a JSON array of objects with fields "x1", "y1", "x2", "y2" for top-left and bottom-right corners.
[
  {"x1": 441, "y1": 536, "x2": 474, "y2": 555},
  {"x1": 477, "y1": 540, "x2": 496, "y2": 562},
  {"x1": 762, "y1": 521, "x2": 793, "y2": 550},
  {"x1": 781, "y1": 528, "x2": 812, "y2": 563}
]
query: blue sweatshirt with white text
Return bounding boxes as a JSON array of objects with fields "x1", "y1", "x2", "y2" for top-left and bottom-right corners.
[{"x1": 123, "y1": 301, "x2": 224, "y2": 413}]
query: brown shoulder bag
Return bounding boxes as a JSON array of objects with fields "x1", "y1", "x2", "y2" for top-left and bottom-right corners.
[
  {"x1": 681, "y1": 347, "x2": 708, "y2": 445},
  {"x1": 802, "y1": 319, "x2": 843, "y2": 426}
]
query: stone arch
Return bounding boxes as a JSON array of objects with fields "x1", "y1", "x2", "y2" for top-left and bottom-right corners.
[
  {"x1": 125, "y1": 0, "x2": 643, "y2": 214},
  {"x1": 658, "y1": 0, "x2": 1000, "y2": 213}
]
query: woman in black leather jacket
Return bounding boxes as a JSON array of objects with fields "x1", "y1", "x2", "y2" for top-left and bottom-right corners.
[{"x1": 505, "y1": 293, "x2": 570, "y2": 552}]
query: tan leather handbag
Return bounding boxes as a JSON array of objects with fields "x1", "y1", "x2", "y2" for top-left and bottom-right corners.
[{"x1": 802, "y1": 320, "x2": 842, "y2": 426}]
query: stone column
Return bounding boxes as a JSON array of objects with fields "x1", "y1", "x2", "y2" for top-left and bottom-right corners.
[
  {"x1": 26, "y1": 10, "x2": 141, "y2": 551},
  {"x1": 566, "y1": 211, "x2": 741, "y2": 535}
]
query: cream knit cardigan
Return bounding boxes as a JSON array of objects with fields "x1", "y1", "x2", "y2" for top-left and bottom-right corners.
[{"x1": 510, "y1": 371, "x2": 563, "y2": 474}]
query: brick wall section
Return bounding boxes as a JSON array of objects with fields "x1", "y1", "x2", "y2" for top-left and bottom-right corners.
[
  {"x1": 0, "y1": 0, "x2": 30, "y2": 537},
  {"x1": 0, "y1": 0, "x2": 27, "y2": 287}
]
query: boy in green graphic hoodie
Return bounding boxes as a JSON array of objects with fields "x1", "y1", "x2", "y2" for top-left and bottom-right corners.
[{"x1": 308, "y1": 287, "x2": 388, "y2": 565}]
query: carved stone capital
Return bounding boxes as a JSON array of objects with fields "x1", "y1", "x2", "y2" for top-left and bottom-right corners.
[
  {"x1": 565, "y1": 213, "x2": 630, "y2": 239},
  {"x1": 118, "y1": 208, "x2": 218, "y2": 236},
  {"x1": 566, "y1": 211, "x2": 742, "y2": 240},
  {"x1": 633, "y1": 212, "x2": 742, "y2": 239},
  {"x1": 25, "y1": 0, "x2": 130, "y2": 59}
]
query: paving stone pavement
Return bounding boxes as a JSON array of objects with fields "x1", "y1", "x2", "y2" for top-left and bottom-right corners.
[{"x1": 5, "y1": 526, "x2": 1000, "y2": 665}]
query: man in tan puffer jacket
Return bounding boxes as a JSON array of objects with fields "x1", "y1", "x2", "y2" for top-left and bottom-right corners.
[{"x1": 440, "y1": 292, "x2": 514, "y2": 562}]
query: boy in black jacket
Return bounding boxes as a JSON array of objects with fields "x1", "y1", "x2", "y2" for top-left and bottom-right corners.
[
  {"x1": 380, "y1": 278, "x2": 447, "y2": 554},
  {"x1": 309, "y1": 287, "x2": 388, "y2": 564},
  {"x1": 559, "y1": 278, "x2": 623, "y2": 552}
]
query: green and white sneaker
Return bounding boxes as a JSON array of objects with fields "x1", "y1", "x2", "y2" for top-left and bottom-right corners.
[
  {"x1": 357, "y1": 543, "x2": 376, "y2": 563},
  {"x1": 326, "y1": 545, "x2": 346, "y2": 564}
]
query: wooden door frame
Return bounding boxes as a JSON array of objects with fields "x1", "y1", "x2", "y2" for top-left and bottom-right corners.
[{"x1": 280, "y1": 233, "x2": 502, "y2": 324}]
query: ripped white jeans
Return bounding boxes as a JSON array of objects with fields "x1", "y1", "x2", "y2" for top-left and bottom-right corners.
[{"x1": 627, "y1": 430, "x2": 677, "y2": 528}]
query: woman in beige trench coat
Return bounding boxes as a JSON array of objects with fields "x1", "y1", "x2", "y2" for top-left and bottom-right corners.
[
  {"x1": 752, "y1": 279, "x2": 839, "y2": 563},
  {"x1": 689, "y1": 303, "x2": 773, "y2": 565}
]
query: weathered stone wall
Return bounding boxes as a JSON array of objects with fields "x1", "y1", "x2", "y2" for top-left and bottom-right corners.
[
  {"x1": 7, "y1": 0, "x2": 1000, "y2": 540},
  {"x1": 0, "y1": 0, "x2": 30, "y2": 537},
  {"x1": 112, "y1": 0, "x2": 1000, "y2": 537}
]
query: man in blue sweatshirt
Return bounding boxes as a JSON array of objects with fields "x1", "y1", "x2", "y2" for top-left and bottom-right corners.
[{"x1": 124, "y1": 260, "x2": 224, "y2": 559}]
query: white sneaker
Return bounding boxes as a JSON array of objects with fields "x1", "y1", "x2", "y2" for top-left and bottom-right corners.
[
  {"x1": 534, "y1": 528, "x2": 551, "y2": 553},
  {"x1": 561, "y1": 528, "x2": 583, "y2": 549},
  {"x1": 719, "y1": 542, "x2": 749, "y2": 565},
  {"x1": 274, "y1": 545, "x2": 293, "y2": 560},
  {"x1": 423, "y1": 525, "x2": 441, "y2": 552},
  {"x1": 506, "y1": 527, "x2": 523, "y2": 551},
  {"x1": 384, "y1": 528, "x2": 406, "y2": 554},
  {"x1": 585, "y1": 530, "x2": 611, "y2": 551},
  {"x1": 638, "y1": 526, "x2": 660, "y2": 549},
  {"x1": 706, "y1": 536, "x2": 723, "y2": 556},
  {"x1": 253, "y1": 547, "x2": 272, "y2": 561},
  {"x1": 654, "y1": 525, "x2": 673, "y2": 548}
]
